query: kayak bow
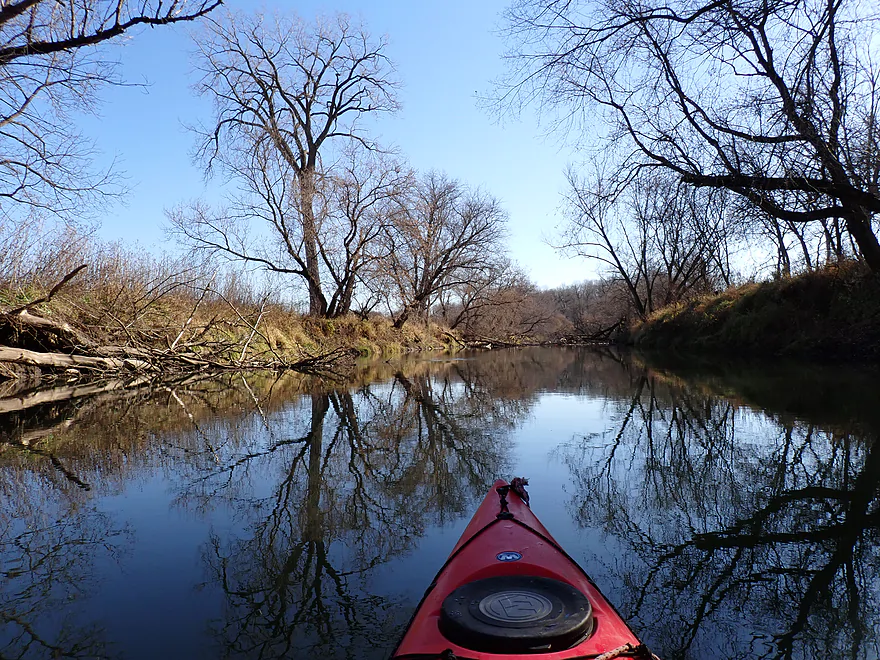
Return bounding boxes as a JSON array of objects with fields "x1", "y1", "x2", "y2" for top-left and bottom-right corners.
[{"x1": 391, "y1": 479, "x2": 655, "y2": 660}]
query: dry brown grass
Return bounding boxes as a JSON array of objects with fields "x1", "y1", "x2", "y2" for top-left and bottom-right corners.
[
  {"x1": 630, "y1": 261, "x2": 880, "y2": 360},
  {"x1": 0, "y1": 224, "x2": 456, "y2": 361}
]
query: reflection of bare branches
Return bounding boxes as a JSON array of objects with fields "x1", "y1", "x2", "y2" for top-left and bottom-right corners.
[
  {"x1": 3, "y1": 438, "x2": 92, "y2": 490},
  {"x1": 563, "y1": 366, "x2": 880, "y2": 660},
  {"x1": 0, "y1": 483, "x2": 127, "y2": 659},
  {"x1": 195, "y1": 393, "x2": 406, "y2": 658},
  {"x1": 183, "y1": 364, "x2": 518, "y2": 658},
  {"x1": 3, "y1": 348, "x2": 646, "y2": 658}
]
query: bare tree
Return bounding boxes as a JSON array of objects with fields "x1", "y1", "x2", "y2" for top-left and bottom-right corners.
[
  {"x1": 0, "y1": 0, "x2": 220, "y2": 223},
  {"x1": 438, "y1": 262, "x2": 563, "y2": 340},
  {"x1": 371, "y1": 172, "x2": 509, "y2": 330},
  {"x1": 502, "y1": 0, "x2": 880, "y2": 271},
  {"x1": 551, "y1": 280, "x2": 624, "y2": 335},
  {"x1": 319, "y1": 147, "x2": 413, "y2": 317},
  {"x1": 559, "y1": 165, "x2": 735, "y2": 319},
  {"x1": 185, "y1": 10, "x2": 399, "y2": 316},
  {"x1": 437, "y1": 259, "x2": 520, "y2": 331},
  {"x1": 170, "y1": 143, "x2": 410, "y2": 318}
]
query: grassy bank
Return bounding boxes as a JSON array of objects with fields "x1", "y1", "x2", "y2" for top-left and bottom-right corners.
[
  {"x1": 262, "y1": 313, "x2": 454, "y2": 357},
  {"x1": 629, "y1": 262, "x2": 880, "y2": 361},
  {"x1": 0, "y1": 281, "x2": 455, "y2": 361},
  {"x1": 0, "y1": 250, "x2": 457, "y2": 383}
]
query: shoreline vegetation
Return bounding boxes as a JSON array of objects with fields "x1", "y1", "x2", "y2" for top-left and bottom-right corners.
[
  {"x1": 0, "y1": 263, "x2": 458, "y2": 388},
  {"x1": 627, "y1": 261, "x2": 880, "y2": 362},
  {"x1": 2, "y1": 256, "x2": 879, "y2": 396},
  {"x1": 0, "y1": 225, "x2": 607, "y2": 394}
]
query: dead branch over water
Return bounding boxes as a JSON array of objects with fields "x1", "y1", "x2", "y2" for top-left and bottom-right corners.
[{"x1": 0, "y1": 265, "x2": 358, "y2": 385}]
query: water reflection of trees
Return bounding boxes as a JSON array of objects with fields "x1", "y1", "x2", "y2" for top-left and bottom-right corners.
[
  {"x1": 0, "y1": 348, "x2": 640, "y2": 658},
  {"x1": 0, "y1": 351, "x2": 579, "y2": 659},
  {"x1": 162, "y1": 365, "x2": 521, "y2": 658},
  {"x1": 564, "y1": 370, "x2": 880, "y2": 660},
  {"x1": 0, "y1": 372, "x2": 349, "y2": 659},
  {"x1": 0, "y1": 458, "x2": 127, "y2": 658}
]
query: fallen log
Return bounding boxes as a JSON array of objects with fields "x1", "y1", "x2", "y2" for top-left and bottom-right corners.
[
  {"x1": 442, "y1": 331, "x2": 467, "y2": 349},
  {"x1": 285, "y1": 346, "x2": 360, "y2": 375},
  {"x1": 0, "y1": 310, "x2": 94, "y2": 352},
  {"x1": 0, "y1": 346, "x2": 152, "y2": 373},
  {"x1": 587, "y1": 319, "x2": 624, "y2": 341}
]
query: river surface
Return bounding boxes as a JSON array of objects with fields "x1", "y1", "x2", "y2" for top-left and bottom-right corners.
[{"x1": 0, "y1": 347, "x2": 878, "y2": 660}]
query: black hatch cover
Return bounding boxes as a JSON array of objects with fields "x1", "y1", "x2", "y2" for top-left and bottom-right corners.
[{"x1": 439, "y1": 575, "x2": 594, "y2": 653}]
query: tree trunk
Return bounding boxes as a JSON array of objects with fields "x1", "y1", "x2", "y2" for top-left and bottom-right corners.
[
  {"x1": 327, "y1": 274, "x2": 355, "y2": 319},
  {"x1": 0, "y1": 346, "x2": 151, "y2": 372},
  {"x1": 393, "y1": 295, "x2": 429, "y2": 329},
  {"x1": 769, "y1": 219, "x2": 791, "y2": 277},
  {"x1": 412, "y1": 298, "x2": 429, "y2": 322},
  {"x1": 300, "y1": 166, "x2": 328, "y2": 316},
  {"x1": 304, "y1": 393, "x2": 329, "y2": 543},
  {"x1": 1, "y1": 311, "x2": 94, "y2": 353},
  {"x1": 392, "y1": 307, "x2": 410, "y2": 330},
  {"x1": 823, "y1": 222, "x2": 834, "y2": 264},
  {"x1": 337, "y1": 276, "x2": 355, "y2": 318},
  {"x1": 833, "y1": 219, "x2": 845, "y2": 260},
  {"x1": 845, "y1": 209, "x2": 880, "y2": 272},
  {"x1": 788, "y1": 221, "x2": 813, "y2": 271}
]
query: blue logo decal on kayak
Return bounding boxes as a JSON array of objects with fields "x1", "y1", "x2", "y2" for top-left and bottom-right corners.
[{"x1": 496, "y1": 551, "x2": 522, "y2": 562}]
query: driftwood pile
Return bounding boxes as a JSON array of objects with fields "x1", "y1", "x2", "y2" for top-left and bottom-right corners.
[{"x1": 0, "y1": 266, "x2": 357, "y2": 384}]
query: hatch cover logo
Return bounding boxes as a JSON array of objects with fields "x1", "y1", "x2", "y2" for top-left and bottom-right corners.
[
  {"x1": 479, "y1": 590, "x2": 553, "y2": 622},
  {"x1": 496, "y1": 551, "x2": 522, "y2": 562}
]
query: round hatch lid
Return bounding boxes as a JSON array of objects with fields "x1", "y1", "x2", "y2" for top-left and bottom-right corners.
[{"x1": 439, "y1": 575, "x2": 593, "y2": 653}]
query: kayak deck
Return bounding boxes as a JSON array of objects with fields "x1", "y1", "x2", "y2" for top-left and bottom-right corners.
[{"x1": 391, "y1": 479, "x2": 649, "y2": 659}]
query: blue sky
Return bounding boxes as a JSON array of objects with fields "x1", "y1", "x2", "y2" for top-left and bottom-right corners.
[{"x1": 83, "y1": 0, "x2": 594, "y2": 288}]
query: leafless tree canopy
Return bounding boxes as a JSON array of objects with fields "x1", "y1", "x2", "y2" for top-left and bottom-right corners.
[
  {"x1": 370, "y1": 172, "x2": 509, "y2": 329},
  {"x1": 501, "y1": 0, "x2": 880, "y2": 270},
  {"x1": 186, "y1": 10, "x2": 400, "y2": 316},
  {"x1": 168, "y1": 145, "x2": 411, "y2": 318},
  {"x1": 559, "y1": 165, "x2": 739, "y2": 318},
  {"x1": 0, "y1": 0, "x2": 220, "y2": 222},
  {"x1": 436, "y1": 261, "x2": 566, "y2": 340},
  {"x1": 321, "y1": 147, "x2": 413, "y2": 318}
]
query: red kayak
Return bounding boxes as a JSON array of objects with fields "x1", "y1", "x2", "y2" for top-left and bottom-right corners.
[{"x1": 390, "y1": 479, "x2": 657, "y2": 660}]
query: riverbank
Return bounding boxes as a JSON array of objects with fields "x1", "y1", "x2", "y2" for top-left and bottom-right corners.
[
  {"x1": 0, "y1": 270, "x2": 458, "y2": 385},
  {"x1": 629, "y1": 261, "x2": 880, "y2": 361}
]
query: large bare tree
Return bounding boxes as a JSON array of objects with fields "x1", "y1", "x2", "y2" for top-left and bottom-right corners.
[
  {"x1": 186, "y1": 10, "x2": 399, "y2": 316},
  {"x1": 371, "y1": 172, "x2": 509, "y2": 329},
  {"x1": 319, "y1": 147, "x2": 413, "y2": 318},
  {"x1": 169, "y1": 142, "x2": 409, "y2": 318},
  {"x1": 0, "y1": 0, "x2": 220, "y2": 223},
  {"x1": 501, "y1": 0, "x2": 880, "y2": 271}
]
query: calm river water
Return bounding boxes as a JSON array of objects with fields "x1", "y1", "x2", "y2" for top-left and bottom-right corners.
[{"x1": 1, "y1": 347, "x2": 878, "y2": 659}]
